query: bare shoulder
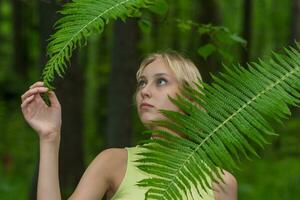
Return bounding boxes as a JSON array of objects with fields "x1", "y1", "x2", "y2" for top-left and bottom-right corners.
[
  {"x1": 68, "y1": 148, "x2": 127, "y2": 200},
  {"x1": 96, "y1": 148, "x2": 127, "y2": 163},
  {"x1": 212, "y1": 170, "x2": 238, "y2": 200},
  {"x1": 95, "y1": 148, "x2": 127, "y2": 176},
  {"x1": 217, "y1": 170, "x2": 237, "y2": 188},
  {"x1": 99, "y1": 148, "x2": 128, "y2": 198}
]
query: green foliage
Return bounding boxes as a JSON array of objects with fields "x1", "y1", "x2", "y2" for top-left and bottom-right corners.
[
  {"x1": 176, "y1": 21, "x2": 246, "y2": 62},
  {"x1": 82, "y1": 35, "x2": 110, "y2": 163},
  {"x1": 197, "y1": 44, "x2": 216, "y2": 60},
  {"x1": 136, "y1": 0, "x2": 167, "y2": 35},
  {"x1": 238, "y1": 117, "x2": 300, "y2": 199},
  {"x1": 147, "y1": 0, "x2": 168, "y2": 15},
  {"x1": 251, "y1": 0, "x2": 292, "y2": 58},
  {"x1": 42, "y1": 0, "x2": 156, "y2": 89},
  {"x1": 0, "y1": 100, "x2": 38, "y2": 199},
  {"x1": 238, "y1": 157, "x2": 300, "y2": 200},
  {"x1": 0, "y1": 0, "x2": 298, "y2": 199},
  {"x1": 138, "y1": 18, "x2": 152, "y2": 33},
  {"x1": 272, "y1": 117, "x2": 300, "y2": 156},
  {"x1": 0, "y1": 0, "x2": 13, "y2": 82},
  {"x1": 137, "y1": 13, "x2": 245, "y2": 62},
  {"x1": 135, "y1": 43, "x2": 300, "y2": 199},
  {"x1": 0, "y1": 100, "x2": 5, "y2": 135}
]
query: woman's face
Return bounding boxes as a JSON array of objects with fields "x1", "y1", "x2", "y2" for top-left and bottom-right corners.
[{"x1": 136, "y1": 58, "x2": 180, "y2": 127}]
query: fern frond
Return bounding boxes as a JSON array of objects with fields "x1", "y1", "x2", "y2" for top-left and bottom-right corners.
[
  {"x1": 42, "y1": 0, "x2": 154, "y2": 89},
  {"x1": 136, "y1": 44, "x2": 300, "y2": 200}
]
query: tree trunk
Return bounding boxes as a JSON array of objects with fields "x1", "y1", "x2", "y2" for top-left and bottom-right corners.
[
  {"x1": 290, "y1": 0, "x2": 300, "y2": 45},
  {"x1": 12, "y1": 0, "x2": 28, "y2": 80},
  {"x1": 38, "y1": 1, "x2": 61, "y2": 71},
  {"x1": 193, "y1": 0, "x2": 221, "y2": 83},
  {"x1": 55, "y1": 50, "x2": 85, "y2": 198},
  {"x1": 0, "y1": 0, "x2": 4, "y2": 67},
  {"x1": 241, "y1": 0, "x2": 253, "y2": 65},
  {"x1": 199, "y1": 0, "x2": 220, "y2": 24},
  {"x1": 290, "y1": 0, "x2": 300, "y2": 117},
  {"x1": 106, "y1": 19, "x2": 140, "y2": 148}
]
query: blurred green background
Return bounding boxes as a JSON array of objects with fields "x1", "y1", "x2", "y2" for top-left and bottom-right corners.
[{"x1": 0, "y1": 0, "x2": 300, "y2": 199}]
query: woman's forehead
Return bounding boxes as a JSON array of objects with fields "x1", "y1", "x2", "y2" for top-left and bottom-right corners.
[{"x1": 140, "y1": 58, "x2": 175, "y2": 77}]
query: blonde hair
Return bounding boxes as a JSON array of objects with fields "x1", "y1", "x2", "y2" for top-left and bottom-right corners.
[{"x1": 136, "y1": 51, "x2": 202, "y2": 91}]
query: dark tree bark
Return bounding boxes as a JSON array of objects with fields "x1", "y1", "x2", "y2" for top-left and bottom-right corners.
[
  {"x1": 290, "y1": 0, "x2": 300, "y2": 118},
  {"x1": 191, "y1": 0, "x2": 221, "y2": 84},
  {"x1": 151, "y1": 15, "x2": 161, "y2": 50},
  {"x1": 290, "y1": 0, "x2": 300, "y2": 45},
  {"x1": 55, "y1": 50, "x2": 85, "y2": 198},
  {"x1": 12, "y1": 0, "x2": 29, "y2": 80},
  {"x1": 171, "y1": 1, "x2": 180, "y2": 50},
  {"x1": 241, "y1": 0, "x2": 253, "y2": 65},
  {"x1": 199, "y1": 0, "x2": 220, "y2": 25},
  {"x1": 38, "y1": 1, "x2": 61, "y2": 71},
  {"x1": 0, "y1": 0, "x2": 4, "y2": 65},
  {"x1": 106, "y1": 19, "x2": 140, "y2": 148}
]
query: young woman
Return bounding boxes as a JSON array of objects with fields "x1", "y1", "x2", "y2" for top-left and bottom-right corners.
[{"x1": 21, "y1": 52, "x2": 237, "y2": 200}]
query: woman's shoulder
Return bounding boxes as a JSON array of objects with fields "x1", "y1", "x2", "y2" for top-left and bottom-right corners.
[
  {"x1": 95, "y1": 147, "x2": 130, "y2": 198},
  {"x1": 69, "y1": 147, "x2": 129, "y2": 199},
  {"x1": 98, "y1": 146, "x2": 139, "y2": 160},
  {"x1": 95, "y1": 148, "x2": 128, "y2": 169},
  {"x1": 212, "y1": 170, "x2": 238, "y2": 200},
  {"x1": 215, "y1": 170, "x2": 237, "y2": 187},
  {"x1": 95, "y1": 147, "x2": 140, "y2": 176},
  {"x1": 99, "y1": 147, "x2": 127, "y2": 158}
]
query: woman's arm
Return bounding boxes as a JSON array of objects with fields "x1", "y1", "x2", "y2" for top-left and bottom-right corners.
[
  {"x1": 21, "y1": 81, "x2": 112, "y2": 200},
  {"x1": 37, "y1": 137, "x2": 114, "y2": 200},
  {"x1": 21, "y1": 81, "x2": 63, "y2": 200},
  {"x1": 68, "y1": 148, "x2": 122, "y2": 199},
  {"x1": 38, "y1": 137, "x2": 61, "y2": 200}
]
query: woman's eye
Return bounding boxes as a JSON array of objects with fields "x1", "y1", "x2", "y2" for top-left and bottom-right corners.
[
  {"x1": 157, "y1": 78, "x2": 167, "y2": 86},
  {"x1": 138, "y1": 80, "x2": 146, "y2": 88}
]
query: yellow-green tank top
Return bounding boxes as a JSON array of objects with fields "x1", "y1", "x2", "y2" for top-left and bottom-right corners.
[{"x1": 110, "y1": 145, "x2": 215, "y2": 200}]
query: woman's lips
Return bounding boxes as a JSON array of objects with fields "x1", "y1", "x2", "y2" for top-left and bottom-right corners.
[{"x1": 140, "y1": 103, "x2": 154, "y2": 109}]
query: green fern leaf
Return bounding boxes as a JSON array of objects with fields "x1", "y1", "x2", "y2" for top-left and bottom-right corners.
[
  {"x1": 42, "y1": 0, "x2": 155, "y2": 89},
  {"x1": 136, "y1": 44, "x2": 300, "y2": 200}
]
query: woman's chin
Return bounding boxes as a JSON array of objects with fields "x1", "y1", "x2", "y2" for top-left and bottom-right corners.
[
  {"x1": 141, "y1": 117, "x2": 154, "y2": 124},
  {"x1": 141, "y1": 114, "x2": 157, "y2": 124},
  {"x1": 141, "y1": 113, "x2": 165, "y2": 127}
]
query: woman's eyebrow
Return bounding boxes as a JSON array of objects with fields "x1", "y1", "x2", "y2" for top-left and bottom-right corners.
[
  {"x1": 153, "y1": 73, "x2": 168, "y2": 77},
  {"x1": 139, "y1": 73, "x2": 168, "y2": 79}
]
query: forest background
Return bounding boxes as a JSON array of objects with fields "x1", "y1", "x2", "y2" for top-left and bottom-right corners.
[{"x1": 0, "y1": 0, "x2": 300, "y2": 199}]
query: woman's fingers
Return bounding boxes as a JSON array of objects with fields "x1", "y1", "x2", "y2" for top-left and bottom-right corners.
[
  {"x1": 21, "y1": 81, "x2": 60, "y2": 108},
  {"x1": 48, "y1": 91, "x2": 60, "y2": 106},
  {"x1": 29, "y1": 81, "x2": 44, "y2": 89},
  {"x1": 21, "y1": 95, "x2": 35, "y2": 109},
  {"x1": 21, "y1": 87, "x2": 49, "y2": 102}
]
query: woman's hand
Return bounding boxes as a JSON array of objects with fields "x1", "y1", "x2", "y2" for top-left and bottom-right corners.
[{"x1": 21, "y1": 81, "x2": 61, "y2": 142}]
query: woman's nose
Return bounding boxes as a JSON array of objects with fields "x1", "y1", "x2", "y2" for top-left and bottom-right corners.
[{"x1": 140, "y1": 84, "x2": 152, "y2": 98}]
